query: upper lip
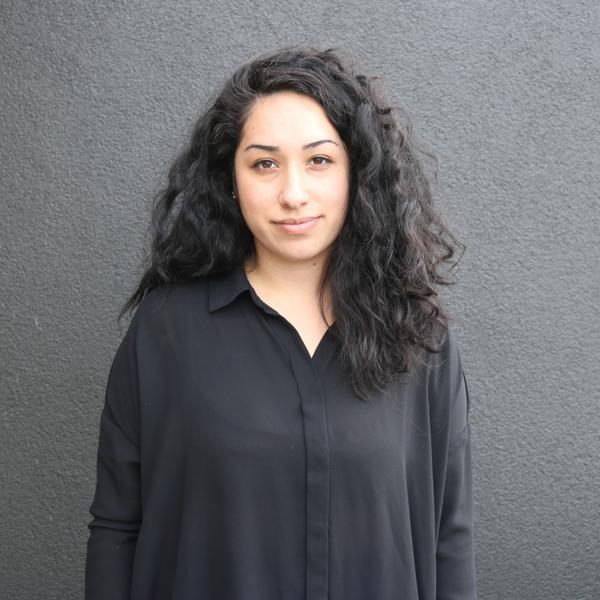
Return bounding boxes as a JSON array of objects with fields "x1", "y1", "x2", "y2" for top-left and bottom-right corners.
[{"x1": 274, "y1": 217, "x2": 320, "y2": 224}]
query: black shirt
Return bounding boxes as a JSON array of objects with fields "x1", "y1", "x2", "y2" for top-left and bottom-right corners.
[{"x1": 85, "y1": 264, "x2": 476, "y2": 599}]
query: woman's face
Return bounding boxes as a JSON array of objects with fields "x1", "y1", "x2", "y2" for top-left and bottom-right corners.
[{"x1": 233, "y1": 91, "x2": 351, "y2": 269}]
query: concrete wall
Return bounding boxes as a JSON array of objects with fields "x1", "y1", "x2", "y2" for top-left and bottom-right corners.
[{"x1": 2, "y1": 1, "x2": 598, "y2": 597}]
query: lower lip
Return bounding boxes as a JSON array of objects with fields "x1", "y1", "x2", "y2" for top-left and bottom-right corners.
[{"x1": 274, "y1": 217, "x2": 321, "y2": 234}]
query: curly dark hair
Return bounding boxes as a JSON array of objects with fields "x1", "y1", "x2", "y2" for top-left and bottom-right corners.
[{"x1": 119, "y1": 44, "x2": 465, "y2": 401}]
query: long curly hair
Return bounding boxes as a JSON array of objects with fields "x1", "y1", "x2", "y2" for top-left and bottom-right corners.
[{"x1": 119, "y1": 44, "x2": 465, "y2": 401}]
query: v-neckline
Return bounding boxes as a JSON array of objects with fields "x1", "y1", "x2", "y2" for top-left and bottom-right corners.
[{"x1": 246, "y1": 284, "x2": 334, "y2": 362}]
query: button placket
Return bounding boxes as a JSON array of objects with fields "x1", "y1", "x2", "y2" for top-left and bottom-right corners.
[{"x1": 248, "y1": 292, "x2": 332, "y2": 600}]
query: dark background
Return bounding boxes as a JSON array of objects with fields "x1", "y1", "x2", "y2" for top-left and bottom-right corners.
[{"x1": 2, "y1": 1, "x2": 599, "y2": 598}]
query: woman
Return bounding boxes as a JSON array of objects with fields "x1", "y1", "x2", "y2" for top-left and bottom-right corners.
[{"x1": 85, "y1": 45, "x2": 476, "y2": 599}]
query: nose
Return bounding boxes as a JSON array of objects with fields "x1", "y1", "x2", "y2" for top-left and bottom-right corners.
[{"x1": 279, "y1": 163, "x2": 309, "y2": 208}]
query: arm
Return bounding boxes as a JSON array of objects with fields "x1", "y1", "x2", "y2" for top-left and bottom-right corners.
[
  {"x1": 85, "y1": 314, "x2": 142, "y2": 600},
  {"x1": 436, "y1": 337, "x2": 477, "y2": 599}
]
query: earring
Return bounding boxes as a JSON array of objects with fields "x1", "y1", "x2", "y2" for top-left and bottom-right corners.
[{"x1": 231, "y1": 189, "x2": 237, "y2": 200}]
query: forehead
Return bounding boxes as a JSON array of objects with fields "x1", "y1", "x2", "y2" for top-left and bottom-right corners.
[{"x1": 240, "y1": 91, "x2": 340, "y2": 143}]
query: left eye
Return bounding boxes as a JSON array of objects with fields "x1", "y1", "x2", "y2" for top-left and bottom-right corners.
[{"x1": 310, "y1": 156, "x2": 332, "y2": 166}]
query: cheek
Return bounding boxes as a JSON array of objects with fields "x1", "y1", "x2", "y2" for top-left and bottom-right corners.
[
  {"x1": 331, "y1": 182, "x2": 350, "y2": 220},
  {"x1": 239, "y1": 201, "x2": 257, "y2": 229},
  {"x1": 327, "y1": 167, "x2": 350, "y2": 203},
  {"x1": 238, "y1": 196, "x2": 269, "y2": 235},
  {"x1": 335, "y1": 202, "x2": 349, "y2": 231}
]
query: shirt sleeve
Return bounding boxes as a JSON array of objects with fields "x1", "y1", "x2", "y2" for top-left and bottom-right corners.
[
  {"x1": 435, "y1": 340, "x2": 477, "y2": 599},
  {"x1": 85, "y1": 312, "x2": 142, "y2": 600}
]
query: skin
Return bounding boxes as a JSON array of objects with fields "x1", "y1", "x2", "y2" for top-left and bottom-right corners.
[{"x1": 233, "y1": 91, "x2": 351, "y2": 332}]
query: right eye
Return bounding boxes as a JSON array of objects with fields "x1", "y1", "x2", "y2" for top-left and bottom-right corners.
[{"x1": 251, "y1": 159, "x2": 277, "y2": 171}]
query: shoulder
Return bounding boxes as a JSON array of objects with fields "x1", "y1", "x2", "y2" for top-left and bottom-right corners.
[
  {"x1": 427, "y1": 325, "x2": 462, "y2": 383},
  {"x1": 124, "y1": 278, "x2": 210, "y2": 350},
  {"x1": 133, "y1": 277, "x2": 209, "y2": 327},
  {"x1": 424, "y1": 324, "x2": 470, "y2": 441}
]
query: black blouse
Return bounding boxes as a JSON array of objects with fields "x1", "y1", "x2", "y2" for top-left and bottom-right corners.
[{"x1": 85, "y1": 264, "x2": 476, "y2": 599}]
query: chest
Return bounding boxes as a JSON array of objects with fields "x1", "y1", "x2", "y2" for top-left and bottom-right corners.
[
  {"x1": 138, "y1": 297, "x2": 437, "y2": 498},
  {"x1": 253, "y1": 293, "x2": 333, "y2": 359},
  {"x1": 278, "y1": 310, "x2": 331, "y2": 358}
]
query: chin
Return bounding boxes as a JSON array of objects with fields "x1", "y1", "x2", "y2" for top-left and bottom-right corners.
[{"x1": 278, "y1": 249, "x2": 329, "y2": 264}]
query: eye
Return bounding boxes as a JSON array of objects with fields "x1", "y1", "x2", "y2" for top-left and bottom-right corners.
[
  {"x1": 251, "y1": 159, "x2": 277, "y2": 171},
  {"x1": 309, "y1": 156, "x2": 332, "y2": 166}
]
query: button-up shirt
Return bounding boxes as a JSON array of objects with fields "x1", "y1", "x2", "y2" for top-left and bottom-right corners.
[{"x1": 85, "y1": 263, "x2": 476, "y2": 599}]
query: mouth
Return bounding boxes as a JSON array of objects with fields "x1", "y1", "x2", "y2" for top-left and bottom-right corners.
[
  {"x1": 273, "y1": 216, "x2": 321, "y2": 234},
  {"x1": 273, "y1": 217, "x2": 320, "y2": 224}
]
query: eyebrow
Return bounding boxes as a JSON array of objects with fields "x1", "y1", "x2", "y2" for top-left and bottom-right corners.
[{"x1": 243, "y1": 139, "x2": 339, "y2": 152}]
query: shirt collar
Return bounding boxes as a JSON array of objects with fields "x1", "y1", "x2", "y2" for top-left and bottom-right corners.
[{"x1": 207, "y1": 263, "x2": 251, "y2": 313}]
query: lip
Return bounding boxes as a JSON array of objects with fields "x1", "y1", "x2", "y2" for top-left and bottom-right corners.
[
  {"x1": 273, "y1": 216, "x2": 321, "y2": 234},
  {"x1": 274, "y1": 217, "x2": 320, "y2": 224}
]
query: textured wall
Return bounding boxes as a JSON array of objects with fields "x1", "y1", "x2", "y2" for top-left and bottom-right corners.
[{"x1": 2, "y1": 1, "x2": 599, "y2": 598}]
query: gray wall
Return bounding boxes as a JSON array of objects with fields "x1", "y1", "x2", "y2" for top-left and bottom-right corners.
[{"x1": 2, "y1": 1, "x2": 599, "y2": 598}]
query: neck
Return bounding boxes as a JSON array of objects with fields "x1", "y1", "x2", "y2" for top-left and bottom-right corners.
[{"x1": 245, "y1": 254, "x2": 327, "y2": 294}]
